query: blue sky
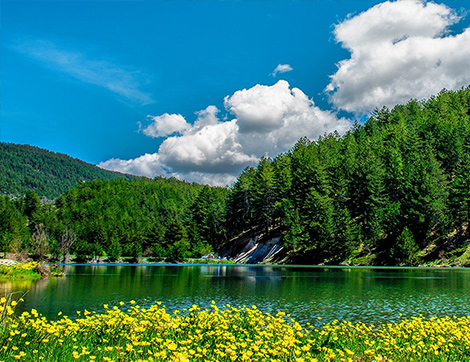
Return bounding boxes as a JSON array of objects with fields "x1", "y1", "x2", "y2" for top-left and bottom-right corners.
[{"x1": 2, "y1": 0, "x2": 470, "y2": 185}]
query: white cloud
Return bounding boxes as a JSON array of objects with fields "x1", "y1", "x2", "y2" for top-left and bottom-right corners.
[
  {"x1": 225, "y1": 80, "x2": 350, "y2": 156},
  {"x1": 12, "y1": 38, "x2": 154, "y2": 105},
  {"x1": 326, "y1": 0, "x2": 470, "y2": 114},
  {"x1": 158, "y1": 120, "x2": 257, "y2": 173},
  {"x1": 193, "y1": 106, "x2": 220, "y2": 130},
  {"x1": 271, "y1": 64, "x2": 293, "y2": 77},
  {"x1": 225, "y1": 81, "x2": 293, "y2": 133},
  {"x1": 98, "y1": 153, "x2": 165, "y2": 178},
  {"x1": 141, "y1": 113, "x2": 189, "y2": 138},
  {"x1": 100, "y1": 81, "x2": 350, "y2": 186},
  {"x1": 172, "y1": 172, "x2": 238, "y2": 188}
]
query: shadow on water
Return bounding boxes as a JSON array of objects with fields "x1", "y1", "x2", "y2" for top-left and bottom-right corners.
[{"x1": 4, "y1": 264, "x2": 470, "y2": 325}]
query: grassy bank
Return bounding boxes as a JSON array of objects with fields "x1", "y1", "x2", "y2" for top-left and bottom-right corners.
[
  {"x1": 1, "y1": 299, "x2": 469, "y2": 361},
  {"x1": 0, "y1": 262, "x2": 41, "y2": 282}
]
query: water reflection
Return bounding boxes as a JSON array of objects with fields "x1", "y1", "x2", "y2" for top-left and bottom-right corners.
[{"x1": 3, "y1": 265, "x2": 470, "y2": 325}]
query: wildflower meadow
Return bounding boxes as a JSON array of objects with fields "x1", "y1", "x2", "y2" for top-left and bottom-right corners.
[{"x1": 1, "y1": 296, "x2": 470, "y2": 361}]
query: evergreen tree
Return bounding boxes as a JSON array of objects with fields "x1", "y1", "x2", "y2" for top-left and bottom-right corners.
[
  {"x1": 225, "y1": 167, "x2": 256, "y2": 237},
  {"x1": 0, "y1": 196, "x2": 29, "y2": 256},
  {"x1": 23, "y1": 191, "x2": 41, "y2": 221},
  {"x1": 448, "y1": 145, "x2": 470, "y2": 236},
  {"x1": 390, "y1": 227, "x2": 419, "y2": 265},
  {"x1": 272, "y1": 153, "x2": 293, "y2": 227},
  {"x1": 251, "y1": 157, "x2": 276, "y2": 234},
  {"x1": 164, "y1": 218, "x2": 190, "y2": 261}
]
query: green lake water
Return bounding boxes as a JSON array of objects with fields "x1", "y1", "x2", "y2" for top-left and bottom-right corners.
[{"x1": 3, "y1": 264, "x2": 470, "y2": 325}]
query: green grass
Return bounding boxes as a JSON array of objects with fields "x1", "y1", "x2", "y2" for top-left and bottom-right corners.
[{"x1": 0, "y1": 263, "x2": 41, "y2": 282}]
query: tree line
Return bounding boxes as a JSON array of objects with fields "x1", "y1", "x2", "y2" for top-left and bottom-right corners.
[
  {"x1": 226, "y1": 86, "x2": 470, "y2": 264},
  {"x1": 1, "y1": 87, "x2": 470, "y2": 264},
  {"x1": 0, "y1": 177, "x2": 228, "y2": 262}
]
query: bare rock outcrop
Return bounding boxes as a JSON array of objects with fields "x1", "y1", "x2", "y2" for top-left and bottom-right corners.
[{"x1": 219, "y1": 229, "x2": 287, "y2": 264}]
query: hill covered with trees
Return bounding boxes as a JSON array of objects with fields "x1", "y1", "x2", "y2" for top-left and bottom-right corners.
[
  {"x1": 226, "y1": 86, "x2": 470, "y2": 265},
  {"x1": 56, "y1": 178, "x2": 228, "y2": 260},
  {"x1": 1, "y1": 87, "x2": 470, "y2": 265},
  {"x1": 0, "y1": 178, "x2": 228, "y2": 262},
  {"x1": 0, "y1": 142, "x2": 132, "y2": 199}
]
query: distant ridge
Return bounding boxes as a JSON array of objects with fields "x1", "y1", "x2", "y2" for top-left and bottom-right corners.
[{"x1": 0, "y1": 142, "x2": 134, "y2": 199}]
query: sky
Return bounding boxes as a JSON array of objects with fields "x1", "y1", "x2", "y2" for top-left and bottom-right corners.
[{"x1": 2, "y1": 0, "x2": 470, "y2": 186}]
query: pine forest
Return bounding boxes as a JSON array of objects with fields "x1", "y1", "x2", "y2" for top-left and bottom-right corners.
[{"x1": 1, "y1": 87, "x2": 470, "y2": 266}]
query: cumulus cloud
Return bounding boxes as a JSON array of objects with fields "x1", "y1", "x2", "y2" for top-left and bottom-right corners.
[
  {"x1": 271, "y1": 64, "x2": 293, "y2": 76},
  {"x1": 225, "y1": 80, "x2": 350, "y2": 156},
  {"x1": 193, "y1": 106, "x2": 221, "y2": 129},
  {"x1": 141, "y1": 113, "x2": 189, "y2": 138},
  {"x1": 170, "y1": 172, "x2": 239, "y2": 188},
  {"x1": 158, "y1": 120, "x2": 257, "y2": 174},
  {"x1": 326, "y1": 0, "x2": 470, "y2": 114},
  {"x1": 100, "y1": 81, "x2": 350, "y2": 186},
  {"x1": 225, "y1": 81, "x2": 294, "y2": 133},
  {"x1": 99, "y1": 153, "x2": 165, "y2": 178}
]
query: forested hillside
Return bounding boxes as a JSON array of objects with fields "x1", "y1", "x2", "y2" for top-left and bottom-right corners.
[
  {"x1": 1, "y1": 87, "x2": 470, "y2": 265},
  {"x1": 226, "y1": 87, "x2": 470, "y2": 265},
  {"x1": 0, "y1": 178, "x2": 228, "y2": 261},
  {"x1": 56, "y1": 178, "x2": 228, "y2": 260},
  {"x1": 0, "y1": 143, "x2": 131, "y2": 199}
]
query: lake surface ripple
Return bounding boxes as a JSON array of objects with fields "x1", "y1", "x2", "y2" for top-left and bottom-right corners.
[{"x1": 3, "y1": 265, "x2": 470, "y2": 325}]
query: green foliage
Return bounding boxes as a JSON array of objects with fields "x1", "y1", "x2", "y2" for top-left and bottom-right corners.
[
  {"x1": 390, "y1": 227, "x2": 420, "y2": 265},
  {"x1": 225, "y1": 167, "x2": 256, "y2": 236},
  {"x1": 0, "y1": 262, "x2": 41, "y2": 281},
  {"x1": 107, "y1": 240, "x2": 123, "y2": 261},
  {"x1": 0, "y1": 174, "x2": 229, "y2": 262},
  {"x1": 2, "y1": 87, "x2": 470, "y2": 266},
  {"x1": 187, "y1": 185, "x2": 228, "y2": 255},
  {"x1": 56, "y1": 178, "x2": 229, "y2": 261},
  {"x1": 225, "y1": 86, "x2": 470, "y2": 265},
  {"x1": 164, "y1": 218, "x2": 190, "y2": 261},
  {"x1": 0, "y1": 196, "x2": 29, "y2": 257},
  {"x1": 23, "y1": 191, "x2": 41, "y2": 219},
  {"x1": 0, "y1": 142, "x2": 131, "y2": 199}
]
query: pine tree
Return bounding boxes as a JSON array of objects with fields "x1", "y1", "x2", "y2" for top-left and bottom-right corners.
[
  {"x1": 449, "y1": 145, "x2": 470, "y2": 235},
  {"x1": 0, "y1": 196, "x2": 29, "y2": 256},
  {"x1": 225, "y1": 167, "x2": 256, "y2": 236},
  {"x1": 164, "y1": 218, "x2": 190, "y2": 261},
  {"x1": 390, "y1": 227, "x2": 419, "y2": 265},
  {"x1": 251, "y1": 157, "x2": 276, "y2": 234}
]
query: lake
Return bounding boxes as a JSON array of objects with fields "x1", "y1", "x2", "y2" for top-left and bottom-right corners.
[{"x1": 3, "y1": 264, "x2": 470, "y2": 325}]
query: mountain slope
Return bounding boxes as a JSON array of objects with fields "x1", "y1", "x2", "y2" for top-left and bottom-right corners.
[
  {"x1": 0, "y1": 142, "x2": 132, "y2": 199},
  {"x1": 224, "y1": 86, "x2": 470, "y2": 265}
]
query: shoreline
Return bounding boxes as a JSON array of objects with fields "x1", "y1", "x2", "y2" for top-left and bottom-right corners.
[{"x1": 1, "y1": 257, "x2": 467, "y2": 270}]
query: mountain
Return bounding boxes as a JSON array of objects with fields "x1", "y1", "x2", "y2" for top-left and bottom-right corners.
[
  {"x1": 224, "y1": 86, "x2": 470, "y2": 265},
  {"x1": 0, "y1": 142, "x2": 133, "y2": 199},
  {"x1": 2, "y1": 87, "x2": 470, "y2": 266}
]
